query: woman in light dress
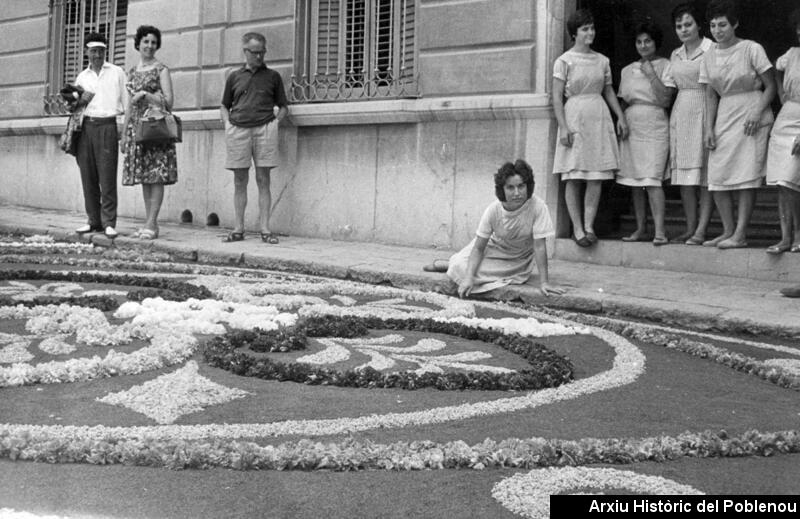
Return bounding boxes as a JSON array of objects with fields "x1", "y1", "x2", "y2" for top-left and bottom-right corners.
[
  {"x1": 764, "y1": 8, "x2": 800, "y2": 254},
  {"x1": 442, "y1": 160, "x2": 565, "y2": 298},
  {"x1": 663, "y1": 3, "x2": 715, "y2": 245},
  {"x1": 120, "y1": 25, "x2": 178, "y2": 240},
  {"x1": 700, "y1": 0, "x2": 775, "y2": 249},
  {"x1": 616, "y1": 21, "x2": 672, "y2": 245},
  {"x1": 552, "y1": 9, "x2": 628, "y2": 248}
]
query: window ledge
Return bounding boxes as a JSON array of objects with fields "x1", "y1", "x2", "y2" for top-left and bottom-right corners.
[
  {"x1": 0, "y1": 94, "x2": 554, "y2": 136},
  {"x1": 287, "y1": 94, "x2": 553, "y2": 125}
]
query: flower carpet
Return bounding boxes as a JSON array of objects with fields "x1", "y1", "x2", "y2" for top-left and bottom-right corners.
[{"x1": 0, "y1": 235, "x2": 799, "y2": 518}]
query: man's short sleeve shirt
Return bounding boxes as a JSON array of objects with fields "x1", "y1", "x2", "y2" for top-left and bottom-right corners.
[
  {"x1": 75, "y1": 62, "x2": 127, "y2": 117},
  {"x1": 221, "y1": 65, "x2": 288, "y2": 127}
]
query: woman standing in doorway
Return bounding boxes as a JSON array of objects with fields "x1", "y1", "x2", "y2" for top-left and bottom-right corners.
[
  {"x1": 552, "y1": 8, "x2": 628, "y2": 247},
  {"x1": 121, "y1": 25, "x2": 178, "y2": 240},
  {"x1": 700, "y1": 0, "x2": 775, "y2": 249},
  {"x1": 663, "y1": 3, "x2": 715, "y2": 245},
  {"x1": 616, "y1": 20, "x2": 672, "y2": 245},
  {"x1": 764, "y1": 8, "x2": 800, "y2": 254}
]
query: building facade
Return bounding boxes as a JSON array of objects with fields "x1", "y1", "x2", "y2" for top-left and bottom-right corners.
[{"x1": 0, "y1": 0, "x2": 573, "y2": 249}]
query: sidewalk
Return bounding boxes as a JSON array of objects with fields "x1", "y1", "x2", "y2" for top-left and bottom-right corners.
[{"x1": 1, "y1": 204, "x2": 799, "y2": 338}]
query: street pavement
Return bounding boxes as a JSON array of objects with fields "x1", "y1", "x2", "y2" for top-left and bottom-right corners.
[{"x1": 1, "y1": 203, "x2": 799, "y2": 338}]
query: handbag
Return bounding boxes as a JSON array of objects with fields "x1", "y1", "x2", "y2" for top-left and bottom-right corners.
[
  {"x1": 135, "y1": 107, "x2": 182, "y2": 144},
  {"x1": 59, "y1": 112, "x2": 82, "y2": 156}
]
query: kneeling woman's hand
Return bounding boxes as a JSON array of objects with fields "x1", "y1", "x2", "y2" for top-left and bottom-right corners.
[
  {"x1": 539, "y1": 282, "x2": 565, "y2": 297},
  {"x1": 458, "y1": 277, "x2": 475, "y2": 298}
]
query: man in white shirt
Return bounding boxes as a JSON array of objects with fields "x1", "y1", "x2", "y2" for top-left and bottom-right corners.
[{"x1": 74, "y1": 32, "x2": 127, "y2": 238}]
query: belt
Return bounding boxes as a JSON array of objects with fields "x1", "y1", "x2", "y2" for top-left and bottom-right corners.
[{"x1": 83, "y1": 116, "x2": 116, "y2": 123}]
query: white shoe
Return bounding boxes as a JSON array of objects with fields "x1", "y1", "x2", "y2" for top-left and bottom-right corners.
[
  {"x1": 76, "y1": 224, "x2": 100, "y2": 234},
  {"x1": 104, "y1": 226, "x2": 119, "y2": 238}
]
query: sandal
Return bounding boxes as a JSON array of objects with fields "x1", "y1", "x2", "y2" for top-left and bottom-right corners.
[
  {"x1": 652, "y1": 236, "x2": 669, "y2": 246},
  {"x1": 223, "y1": 231, "x2": 244, "y2": 242},
  {"x1": 422, "y1": 259, "x2": 449, "y2": 273},
  {"x1": 766, "y1": 243, "x2": 791, "y2": 254},
  {"x1": 261, "y1": 232, "x2": 279, "y2": 244},
  {"x1": 685, "y1": 236, "x2": 704, "y2": 246},
  {"x1": 138, "y1": 228, "x2": 158, "y2": 240}
]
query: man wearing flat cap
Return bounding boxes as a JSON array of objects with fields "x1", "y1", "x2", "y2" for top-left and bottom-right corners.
[{"x1": 73, "y1": 32, "x2": 128, "y2": 238}]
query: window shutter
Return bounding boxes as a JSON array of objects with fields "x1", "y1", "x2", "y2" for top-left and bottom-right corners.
[
  {"x1": 45, "y1": 0, "x2": 128, "y2": 114},
  {"x1": 290, "y1": 0, "x2": 418, "y2": 102},
  {"x1": 313, "y1": 0, "x2": 341, "y2": 81},
  {"x1": 113, "y1": 0, "x2": 128, "y2": 67}
]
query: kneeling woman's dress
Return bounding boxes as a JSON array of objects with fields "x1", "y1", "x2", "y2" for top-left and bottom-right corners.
[{"x1": 447, "y1": 194, "x2": 555, "y2": 294}]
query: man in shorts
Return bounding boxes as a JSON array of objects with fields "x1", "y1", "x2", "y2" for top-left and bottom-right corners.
[{"x1": 220, "y1": 32, "x2": 288, "y2": 243}]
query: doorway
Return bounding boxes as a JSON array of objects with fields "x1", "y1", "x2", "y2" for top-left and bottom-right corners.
[{"x1": 576, "y1": 0, "x2": 798, "y2": 241}]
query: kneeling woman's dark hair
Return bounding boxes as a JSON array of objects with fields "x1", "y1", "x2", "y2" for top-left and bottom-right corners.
[{"x1": 494, "y1": 160, "x2": 535, "y2": 202}]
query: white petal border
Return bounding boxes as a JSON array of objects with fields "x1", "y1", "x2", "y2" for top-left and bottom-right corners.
[{"x1": 492, "y1": 467, "x2": 704, "y2": 519}]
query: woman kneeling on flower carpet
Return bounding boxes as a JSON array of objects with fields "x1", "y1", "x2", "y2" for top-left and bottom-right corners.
[{"x1": 427, "y1": 160, "x2": 566, "y2": 298}]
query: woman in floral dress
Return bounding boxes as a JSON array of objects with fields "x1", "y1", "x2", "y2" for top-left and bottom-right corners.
[
  {"x1": 121, "y1": 25, "x2": 177, "y2": 240},
  {"x1": 764, "y1": 8, "x2": 800, "y2": 254},
  {"x1": 700, "y1": 0, "x2": 775, "y2": 249},
  {"x1": 552, "y1": 9, "x2": 628, "y2": 247}
]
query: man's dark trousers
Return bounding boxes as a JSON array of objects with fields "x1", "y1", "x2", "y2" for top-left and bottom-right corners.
[{"x1": 76, "y1": 117, "x2": 118, "y2": 229}]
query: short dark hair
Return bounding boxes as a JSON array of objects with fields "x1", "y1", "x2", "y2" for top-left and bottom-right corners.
[
  {"x1": 85, "y1": 32, "x2": 108, "y2": 47},
  {"x1": 134, "y1": 25, "x2": 162, "y2": 50},
  {"x1": 706, "y1": 0, "x2": 738, "y2": 27},
  {"x1": 789, "y1": 7, "x2": 800, "y2": 31},
  {"x1": 494, "y1": 160, "x2": 535, "y2": 202},
  {"x1": 634, "y1": 20, "x2": 664, "y2": 48},
  {"x1": 567, "y1": 9, "x2": 594, "y2": 39},
  {"x1": 242, "y1": 32, "x2": 267, "y2": 46},
  {"x1": 671, "y1": 2, "x2": 705, "y2": 32}
]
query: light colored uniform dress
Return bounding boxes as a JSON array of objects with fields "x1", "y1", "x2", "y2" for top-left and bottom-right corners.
[
  {"x1": 617, "y1": 57, "x2": 671, "y2": 187},
  {"x1": 663, "y1": 38, "x2": 713, "y2": 186},
  {"x1": 447, "y1": 195, "x2": 555, "y2": 294},
  {"x1": 699, "y1": 40, "x2": 774, "y2": 191},
  {"x1": 552, "y1": 50, "x2": 620, "y2": 181},
  {"x1": 766, "y1": 47, "x2": 800, "y2": 192}
]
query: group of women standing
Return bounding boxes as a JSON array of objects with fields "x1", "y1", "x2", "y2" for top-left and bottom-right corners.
[{"x1": 553, "y1": 0, "x2": 800, "y2": 253}]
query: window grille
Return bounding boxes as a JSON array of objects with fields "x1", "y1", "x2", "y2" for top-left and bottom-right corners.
[
  {"x1": 44, "y1": 0, "x2": 128, "y2": 115},
  {"x1": 291, "y1": 0, "x2": 419, "y2": 103}
]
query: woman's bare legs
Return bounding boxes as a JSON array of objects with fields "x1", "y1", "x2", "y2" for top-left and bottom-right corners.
[
  {"x1": 565, "y1": 179, "x2": 586, "y2": 239},
  {"x1": 717, "y1": 188, "x2": 755, "y2": 249},
  {"x1": 704, "y1": 190, "x2": 735, "y2": 246},
  {"x1": 583, "y1": 180, "x2": 603, "y2": 237},
  {"x1": 623, "y1": 188, "x2": 647, "y2": 241},
  {"x1": 646, "y1": 185, "x2": 666, "y2": 241}
]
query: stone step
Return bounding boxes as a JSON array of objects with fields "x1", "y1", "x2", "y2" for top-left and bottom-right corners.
[{"x1": 553, "y1": 238, "x2": 800, "y2": 282}]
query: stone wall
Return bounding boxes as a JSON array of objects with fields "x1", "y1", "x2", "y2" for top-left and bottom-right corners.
[
  {"x1": 0, "y1": 0, "x2": 565, "y2": 250},
  {"x1": 0, "y1": 2, "x2": 49, "y2": 119}
]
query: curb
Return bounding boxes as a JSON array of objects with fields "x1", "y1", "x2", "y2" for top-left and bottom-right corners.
[{"x1": 1, "y1": 223, "x2": 799, "y2": 339}]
